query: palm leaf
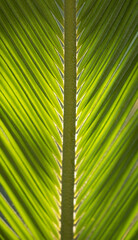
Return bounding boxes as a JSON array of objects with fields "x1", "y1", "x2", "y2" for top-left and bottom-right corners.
[
  {"x1": 1, "y1": 0, "x2": 63, "y2": 239},
  {"x1": 1, "y1": 0, "x2": 137, "y2": 239},
  {"x1": 75, "y1": 0, "x2": 137, "y2": 239}
]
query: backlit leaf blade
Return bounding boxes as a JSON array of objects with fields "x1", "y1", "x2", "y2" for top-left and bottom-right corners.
[
  {"x1": 75, "y1": 0, "x2": 137, "y2": 239},
  {"x1": 1, "y1": 0, "x2": 63, "y2": 239}
]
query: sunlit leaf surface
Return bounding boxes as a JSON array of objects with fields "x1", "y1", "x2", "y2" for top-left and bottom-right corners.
[{"x1": 1, "y1": 0, "x2": 137, "y2": 239}]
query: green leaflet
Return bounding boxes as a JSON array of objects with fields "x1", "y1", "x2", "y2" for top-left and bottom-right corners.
[
  {"x1": 1, "y1": 0, "x2": 63, "y2": 239},
  {"x1": 75, "y1": 0, "x2": 137, "y2": 239},
  {"x1": 1, "y1": 0, "x2": 137, "y2": 239}
]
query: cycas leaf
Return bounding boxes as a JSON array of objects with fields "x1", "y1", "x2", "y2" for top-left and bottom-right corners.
[
  {"x1": 75, "y1": 0, "x2": 137, "y2": 239},
  {"x1": 1, "y1": 0, "x2": 63, "y2": 239},
  {"x1": 1, "y1": 0, "x2": 137, "y2": 239}
]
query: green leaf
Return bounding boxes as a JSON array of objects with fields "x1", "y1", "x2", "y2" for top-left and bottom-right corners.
[
  {"x1": 1, "y1": 0, "x2": 137, "y2": 239},
  {"x1": 75, "y1": 0, "x2": 137, "y2": 239}
]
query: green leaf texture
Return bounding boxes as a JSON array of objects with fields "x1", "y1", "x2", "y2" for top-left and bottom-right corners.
[
  {"x1": 75, "y1": 0, "x2": 137, "y2": 239},
  {"x1": 1, "y1": 0, "x2": 137, "y2": 239},
  {"x1": 1, "y1": 0, "x2": 63, "y2": 239}
]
